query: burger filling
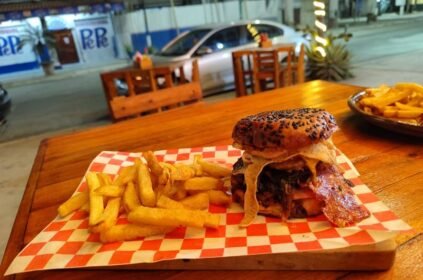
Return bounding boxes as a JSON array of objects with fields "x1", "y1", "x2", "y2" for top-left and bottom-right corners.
[
  {"x1": 231, "y1": 141, "x2": 370, "y2": 227},
  {"x1": 232, "y1": 156, "x2": 323, "y2": 221}
]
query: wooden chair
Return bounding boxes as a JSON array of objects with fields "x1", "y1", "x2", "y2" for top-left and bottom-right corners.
[
  {"x1": 252, "y1": 47, "x2": 294, "y2": 93},
  {"x1": 101, "y1": 59, "x2": 202, "y2": 121},
  {"x1": 232, "y1": 50, "x2": 254, "y2": 97},
  {"x1": 293, "y1": 43, "x2": 306, "y2": 84}
]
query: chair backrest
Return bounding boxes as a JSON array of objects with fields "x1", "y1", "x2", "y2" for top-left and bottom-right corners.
[
  {"x1": 101, "y1": 69, "x2": 157, "y2": 101},
  {"x1": 253, "y1": 50, "x2": 280, "y2": 74},
  {"x1": 109, "y1": 82, "x2": 203, "y2": 120}
]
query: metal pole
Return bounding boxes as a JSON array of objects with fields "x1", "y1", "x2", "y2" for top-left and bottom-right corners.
[
  {"x1": 239, "y1": 0, "x2": 243, "y2": 20},
  {"x1": 202, "y1": 0, "x2": 208, "y2": 23},
  {"x1": 142, "y1": 0, "x2": 152, "y2": 49},
  {"x1": 170, "y1": 0, "x2": 180, "y2": 35},
  {"x1": 213, "y1": 0, "x2": 221, "y2": 22},
  {"x1": 243, "y1": 0, "x2": 249, "y2": 19}
]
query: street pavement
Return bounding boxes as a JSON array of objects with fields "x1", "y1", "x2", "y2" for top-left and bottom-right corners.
[{"x1": 1, "y1": 17, "x2": 422, "y2": 259}]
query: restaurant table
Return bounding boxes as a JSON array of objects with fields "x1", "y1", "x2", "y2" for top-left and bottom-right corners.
[{"x1": 1, "y1": 80, "x2": 422, "y2": 280}]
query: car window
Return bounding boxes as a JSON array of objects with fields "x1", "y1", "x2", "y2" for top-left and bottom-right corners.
[
  {"x1": 160, "y1": 29, "x2": 211, "y2": 56},
  {"x1": 245, "y1": 24, "x2": 284, "y2": 43},
  {"x1": 200, "y1": 26, "x2": 242, "y2": 53}
]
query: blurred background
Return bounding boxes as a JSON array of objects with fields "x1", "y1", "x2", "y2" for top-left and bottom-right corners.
[{"x1": 0, "y1": 0, "x2": 422, "y2": 258}]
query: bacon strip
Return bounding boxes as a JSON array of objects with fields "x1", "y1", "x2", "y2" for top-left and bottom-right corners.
[{"x1": 312, "y1": 163, "x2": 370, "y2": 227}]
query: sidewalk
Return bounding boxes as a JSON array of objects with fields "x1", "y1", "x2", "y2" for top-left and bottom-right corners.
[
  {"x1": 330, "y1": 11, "x2": 423, "y2": 35},
  {"x1": 1, "y1": 59, "x2": 130, "y2": 88}
]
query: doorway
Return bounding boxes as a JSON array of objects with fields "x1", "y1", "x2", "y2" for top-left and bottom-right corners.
[{"x1": 51, "y1": 29, "x2": 79, "y2": 64}]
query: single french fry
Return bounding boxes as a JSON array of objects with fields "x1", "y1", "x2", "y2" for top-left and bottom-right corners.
[
  {"x1": 373, "y1": 90, "x2": 410, "y2": 109},
  {"x1": 158, "y1": 165, "x2": 171, "y2": 185},
  {"x1": 91, "y1": 197, "x2": 121, "y2": 233},
  {"x1": 128, "y1": 206, "x2": 220, "y2": 228},
  {"x1": 123, "y1": 181, "x2": 141, "y2": 212},
  {"x1": 156, "y1": 195, "x2": 184, "y2": 209},
  {"x1": 173, "y1": 164, "x2": 196, "y2": 180},
  {"x1": 395, "y1": 102, "x2": 423, "y2": 112},
  {"x1": 80, "y1": 202, "x2": 90, "y2": 213},
  {"x1": 95, "y1": 185, "x2": 123, "y2": 197},
  {"x1": 58, "y1": 191, "x2": 89, "y2": 217},
  {"x1": 180, "y1": 192, "x2": 209, "y2": 210},
  {"x1": 114, "y1": 164, "x2": 137, "y2": 187},
  {"x1": 204, "y1": 212, "x2": 220, "y2": 228},
  {"x1": 97, "y1": 173, "x2": 113, "y2": 186},
  {"x1": 138, "y1": 162, "x2": 156, "y2": 207},
  {"x1": 397, "y1": 110, "x2": 423, "y2": 118},
  {"x1": 207, "y1": 190, "x2": 232, "y2": 207},
  {"x1": 143, "y1": 151, "x2": 163, "y2": 176},
  {"x1": 86, "y1": 172, "x2": 104, "y2": 225},
  {"x1": 100, "y1": 224, "x2": 174, "y2": 243},
  {"x1": 184, "y1": 177, "x2": 222, "y2": 191},
  {"x1": 191, "y1": 154, "x2": 203, "y2": 176},
  {"x1": 198, "y1": 160, "x2": 231, "y2": 178},
  {"x1": 395, "y1": 82, "x2": 423, "y2": 93},
  {"x1": 172, "y1": 182, "x2": 187, "y2": 201}
]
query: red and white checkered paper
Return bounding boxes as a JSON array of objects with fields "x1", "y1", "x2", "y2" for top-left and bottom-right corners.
[{"x1": 6, "y1": 145, "x2": 412, "y2": 275}]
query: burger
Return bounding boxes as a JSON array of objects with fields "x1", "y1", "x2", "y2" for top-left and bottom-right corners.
[{"x1": 231, "y1": 108, "x2": 370, "y2": 227}]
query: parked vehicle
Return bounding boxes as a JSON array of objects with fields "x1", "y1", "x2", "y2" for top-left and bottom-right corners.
[
  {"x1": 151, "y1": 20, "x2": 309, "y2": 95},
  {"x1": 0, "y1": 84, "x2": 11, "y2": 125}
]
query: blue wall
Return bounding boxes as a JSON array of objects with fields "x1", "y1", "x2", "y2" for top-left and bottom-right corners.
[{"x1": 131, "y1": 27, "x2": 191, "y2": 53}]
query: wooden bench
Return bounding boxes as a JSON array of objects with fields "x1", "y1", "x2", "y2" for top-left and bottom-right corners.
[{"x1": 101, "y1": 60, "x2": 202, "y2": 121}]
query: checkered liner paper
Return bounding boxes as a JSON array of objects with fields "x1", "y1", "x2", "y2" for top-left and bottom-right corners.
[{"x1": 6, "y1": 145, "x2": 412, "y2": 275}]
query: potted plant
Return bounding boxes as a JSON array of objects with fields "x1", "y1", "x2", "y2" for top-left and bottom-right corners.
[
  {"x1": 302, "y1": 26, "x2": 353, "y2": 81},
  {"x1": 17, "y1": 23, "x2": 56, "y2": 76}
]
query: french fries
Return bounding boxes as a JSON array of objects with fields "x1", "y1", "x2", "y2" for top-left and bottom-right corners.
[
  {"x1": 57, "y1": 151, "x2": 232, "y2": 243},
  {"x1": 359, "y1": 83, "x2": 423, "y2": 125}
]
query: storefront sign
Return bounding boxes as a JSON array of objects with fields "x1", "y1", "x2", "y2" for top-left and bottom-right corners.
[
  {"x1": 0, "y1": 25, "x2": 38, "y2": 74},
  {"x1": 74, "y1": 17, "x2": 115, "y2": 62}
]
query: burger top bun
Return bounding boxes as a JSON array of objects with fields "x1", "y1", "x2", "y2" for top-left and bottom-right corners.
[{"x1": 232, "y1": 108, "x2": 338, "y2": 152}]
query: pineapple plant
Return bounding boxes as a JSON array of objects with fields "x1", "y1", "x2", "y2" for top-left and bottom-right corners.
[{"x1": 303, "y1": 26, "x2": 353, "y2": 81}]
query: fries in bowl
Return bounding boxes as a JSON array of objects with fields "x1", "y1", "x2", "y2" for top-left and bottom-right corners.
[{"x1": 359, "y1": 83, "x2": 423, "y2": 125}]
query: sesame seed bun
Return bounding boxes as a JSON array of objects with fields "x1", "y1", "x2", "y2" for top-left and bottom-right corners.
[{"x1": 232, "y1": 108, "x2": 338, "y2": 152}]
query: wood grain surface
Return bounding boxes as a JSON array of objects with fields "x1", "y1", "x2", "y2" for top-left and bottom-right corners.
[{"x1": 1, "y1": 80, "x2": 422, "y2": 280}]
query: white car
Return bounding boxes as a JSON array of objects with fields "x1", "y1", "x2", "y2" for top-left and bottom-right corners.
[{"x1": 151, "y1": 20, "x2": 309, "y2": 95}]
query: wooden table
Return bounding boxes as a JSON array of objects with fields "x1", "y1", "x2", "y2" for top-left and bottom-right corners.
[{"x1": 1, "y1": 81, "x2": 422, "y2": 280}]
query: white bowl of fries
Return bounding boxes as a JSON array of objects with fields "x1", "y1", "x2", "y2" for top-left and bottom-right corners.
[{"x1": 348, "y1": 83, "x2": 423, "y2": 137}]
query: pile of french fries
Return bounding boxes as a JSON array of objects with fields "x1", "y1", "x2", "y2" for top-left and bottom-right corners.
[
  {"x1": 58, "y1": 152, "x2": 232, "y2": 243},
  {"x1": 359, "y1": 83, "x2": 423, "y2": 125}
]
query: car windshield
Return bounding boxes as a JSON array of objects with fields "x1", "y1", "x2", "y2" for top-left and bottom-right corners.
[{"x1": 159, "y1": 29, "x2": 211, "y2": 56}]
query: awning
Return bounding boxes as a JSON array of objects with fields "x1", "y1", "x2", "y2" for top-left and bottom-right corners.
[{"x1": 0, "y1": 1, "x2": 125, "y2": 22}]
